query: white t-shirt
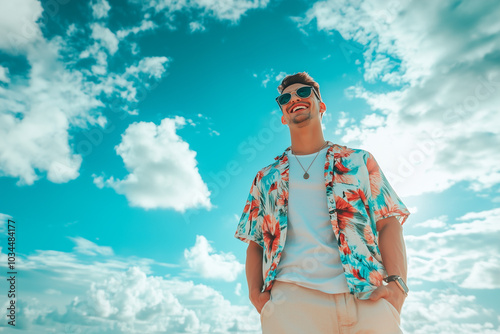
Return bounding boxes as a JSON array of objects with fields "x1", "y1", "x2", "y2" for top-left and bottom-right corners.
[{"x1": 275, "y1": 145, "x2": 350, "y2": 294}]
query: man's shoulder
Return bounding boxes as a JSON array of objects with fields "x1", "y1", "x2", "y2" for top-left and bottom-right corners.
[
  {"x1": 248, "y1": 151, "x2": 288, "y2": 188},
  {"x1": 332, "y1": 143, "x2": 369, "y2": 161},
  {"x1": 256, "y1": 158, "x2": 282, "y2": 179}
]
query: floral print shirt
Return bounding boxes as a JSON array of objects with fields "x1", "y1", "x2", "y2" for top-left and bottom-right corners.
[{"x1": 234, "y1": 141, "x2": 411, "y2": 300}]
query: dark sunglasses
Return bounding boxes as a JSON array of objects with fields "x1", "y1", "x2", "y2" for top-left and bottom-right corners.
[{"x1": 275, "y1": 86, "x2": 321, "y2": 106}]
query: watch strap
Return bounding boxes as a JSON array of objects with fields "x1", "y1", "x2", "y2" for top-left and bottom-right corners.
[{"x1": 383, "y1": 275, "x2": 409, "y2": 295}]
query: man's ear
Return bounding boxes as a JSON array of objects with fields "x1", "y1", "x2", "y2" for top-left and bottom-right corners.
[
  {"x1": 281, "y1": 114, "x2": 287, "y2": 125},
  {"x1": 320, "y1": 101, "x2": 327, "y2": 113}
]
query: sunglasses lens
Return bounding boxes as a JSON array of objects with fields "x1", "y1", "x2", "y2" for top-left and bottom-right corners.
[
  {"x1": 277, "y1": 87, "x2": 314, "y2": 105},
  {"x1": 297, "y1": 86, "x2": 313, "y2": 98},
  {"x1": 278, "y1": 93, "x2": 291, "y2": 105}
]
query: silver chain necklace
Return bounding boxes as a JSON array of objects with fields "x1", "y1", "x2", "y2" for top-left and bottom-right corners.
[{"x1": 291, "y1": 141, "x2": 328, "y2": 179}]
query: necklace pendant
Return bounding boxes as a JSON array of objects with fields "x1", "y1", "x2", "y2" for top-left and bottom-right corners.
[{"x1": 303, "y1": 172, "x2": 309, "y2": 179}]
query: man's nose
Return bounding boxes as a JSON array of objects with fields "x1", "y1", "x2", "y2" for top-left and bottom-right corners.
[{"x1": 290, "y1": 92, "x2": 305, "y2": 103}]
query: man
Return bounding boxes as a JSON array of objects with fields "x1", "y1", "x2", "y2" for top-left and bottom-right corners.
[{"x1": 234, "y1": 72, "x2": 410, "y2": 333}]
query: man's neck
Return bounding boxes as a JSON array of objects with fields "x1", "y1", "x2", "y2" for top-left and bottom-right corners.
[{"x1": 289, "y1": 125, "x2": 327, "y2": 155}]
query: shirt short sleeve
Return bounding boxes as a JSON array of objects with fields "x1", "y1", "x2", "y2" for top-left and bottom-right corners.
[
  {"x1": 365, "y1": 151, "x2": 410, "y2": 225},
  {"x1": 234, "y1": 172, "x2": 264, "y2": 248}
]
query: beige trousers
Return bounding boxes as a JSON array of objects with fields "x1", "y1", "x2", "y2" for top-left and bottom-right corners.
[{"x1": 260, "y1": 281, "x2": 402, "y2": 334}]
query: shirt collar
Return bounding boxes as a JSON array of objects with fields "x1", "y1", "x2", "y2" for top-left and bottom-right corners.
[{"x1": 274, "y1": 140, "x2": 339, "y2": 162}]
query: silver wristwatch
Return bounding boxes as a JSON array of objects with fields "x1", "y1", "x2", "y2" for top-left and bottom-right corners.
[{"x1": 383, "y1": 275, "x2": 409, "y2": 296}]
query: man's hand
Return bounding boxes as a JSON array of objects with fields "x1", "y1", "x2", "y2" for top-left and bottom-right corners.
[
  {"x1": 369, "y1": 282, "x2": 406, "y2": 314},
  {"x1": 375, "y1": 216, "x2": 408, "y2": 315},
  {"x1": 250, "y1": 291, "x2": 271, "y2": 314}
]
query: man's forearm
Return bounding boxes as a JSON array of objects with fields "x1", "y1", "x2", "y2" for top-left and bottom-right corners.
[
  {"x1": 246, "y1": 242, "x2": 264, "y2": 300},
  {"x1": 378, "y1": 217, "x2": 408, "y2": 282}
]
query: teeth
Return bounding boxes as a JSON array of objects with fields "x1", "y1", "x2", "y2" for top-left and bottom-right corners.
[{"x1": 292, "y1": 106, "x2": 307, "y2": 113}]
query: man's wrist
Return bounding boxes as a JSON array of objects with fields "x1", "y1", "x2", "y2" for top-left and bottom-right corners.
[
  {"x1": 249, "y1": 288, "x2": 261, "y2": 301},
  {"x1": 387, "y1": 281, "x2": 407, "y2": 297},
  {"x1": 383, "y1": 275, "x2": 409, "y2": 296}
]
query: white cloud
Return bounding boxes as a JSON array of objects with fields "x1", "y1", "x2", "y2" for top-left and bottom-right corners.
[
  {"x1": 261, "y1": 74, "x2": 271, "y2": 87},
  {"x1": 0, "y1": 0, "x2": 43, "y2": 53},
  {"x1": 17, "y1": 241, "x2": 178, "y2": 291},
  {"x1": 184, "y1": 235, "x2": 244, "y2": 281},
  {"x1": 406, "y1": 208, "x2": 500, "y2": 289},
  {"x1": 407, "y1": 206, "x2": 418, "y2": 215},
  {"x1": 360, "y1": 112, "x2": 385, "y2": 128},
  {"x1": 117, "y1": 19, "x2": 157, "y2": 39},
  {"x1": 38, "y1": 266, "x2": 261, "y2": 333},
  {"x1": 336, "y1": 111, "x2": 353, "y2": 129},
  {"x1": 0, "y1": 243, "x2": 260, "y2": 333},
  {"x1": 93, "y1": 117, "x2": 213, "y2": 212},
  {"x1": 0, "y1": 39, "x2": 105, "y2": 185},
  {"x1": 0, "y1": 65, "x2": 9, "y2": 83},
  {"x1": 462, "y1": 258, "x2": 500, "y2": 289},
  {"x1": 91, "y1": 23, "x2": 119, "y2": 55},
  {"x1": 0, "y1": 213, "x2": 13, "y2": 233},
  {"x1": 0, "y1": 3, "x2": 170, "y2": 186},
  {"x1": 208, "y1": 128, "x2": 220, "y2": 136},
  {"x1": 126, "y1": 56, "x2": 169, "y2": 79},
  {"x1": 87, "y1": 56, "x2": 169, "y2": 107},
  {"x1": 414, "y1": 215, "x2": 448, "y2": 229},
  {"x1": 300, "y1": 0, "x2": 500, "y2": 196},
  {"x1": 189, "y1": 21, "x2": 206, "y2": 33},
  {"x1": 91, "y1": 0, "x2": 111, "y2": 19},
  {"x1": 68, "y1": 236, "x2": 114, "y2": 256},
  {"x1": 45, "y1": 288, "x2": 62, "y2": 295},
  {"x1": 275, "y1": 71, "x2": 287, "y2": 82},
  {"x1": 0, "y1": 2, "x2": 101, "y2": 186},
  {"x1": 401, "y1": 289, "x2": 500, "y2": 334},
  {"x1": 255, "y1": 68, "x2": 286, "y2": 89},
  {"x1": 235, "y1": 283, "x2": 242, "y2": 296},
  {"x1": 145, "y1": 0, "x2": 270, "y2": 23}
]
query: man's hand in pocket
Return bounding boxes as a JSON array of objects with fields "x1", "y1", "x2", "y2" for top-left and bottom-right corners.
[{"x1": 250, "y1": 291, "x2": 271, "y2": 314}]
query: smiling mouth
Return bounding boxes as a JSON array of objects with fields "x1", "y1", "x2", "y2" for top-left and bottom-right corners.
[{"x1": 290, "y1": 106, "x2": 308, "y2": 113}]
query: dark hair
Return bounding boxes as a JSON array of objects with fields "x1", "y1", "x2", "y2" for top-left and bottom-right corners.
[{"x1": 277, "y1": 72, "x2": 322, "y2": 101}]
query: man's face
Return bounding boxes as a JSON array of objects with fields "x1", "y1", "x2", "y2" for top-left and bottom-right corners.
[{"x1": 279, "y1": 83, "x2": 325, "y2": 127}]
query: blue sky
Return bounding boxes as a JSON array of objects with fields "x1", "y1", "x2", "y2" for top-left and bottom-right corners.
[{"x1": 1, "y1": 0, "x2": 500, "y2": 333}]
